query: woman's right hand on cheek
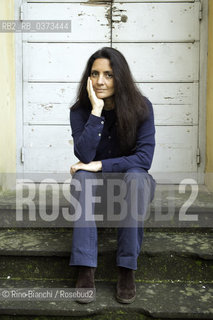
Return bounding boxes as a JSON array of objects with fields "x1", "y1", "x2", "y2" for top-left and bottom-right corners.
[{"x1": 87, "y1": 77, "x2": 104, "y2": 116}]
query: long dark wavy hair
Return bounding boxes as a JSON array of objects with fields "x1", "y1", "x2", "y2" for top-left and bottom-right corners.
[{"x1": 71, "y1": 47, "x2": 149, "y2": 155}]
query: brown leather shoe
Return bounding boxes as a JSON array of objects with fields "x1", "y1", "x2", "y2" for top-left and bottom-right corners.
[
  {"x1": 116, "y1": 266, "x2": 136, "y2": 304},
  {"x1": 75, "y1": 266, "x2": 96, "y2": 304}
]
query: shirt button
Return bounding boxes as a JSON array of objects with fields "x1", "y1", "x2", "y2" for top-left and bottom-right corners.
[
  {"x1": 101, "y1": 121, "x2": 104, "y2": 124},
  {"x1": 108, "y1": 136, "x2": 111, "y2": 139},
  {"x1": 98, "y1": 133, "x2": 101, "y2": 137}
]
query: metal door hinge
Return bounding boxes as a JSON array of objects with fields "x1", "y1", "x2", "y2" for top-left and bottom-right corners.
[
  {"x1": 196, "y1": 147, "x2": 201, "y2": 165},
  {"x1": 199, "y1": 1, "x2": 203, "y2": 21},
  {"x1": 21, "y1": 147, "x2": 25, "y2": 163},
  {"x1": 19, "y1": 4, "x2": 24, "y2": 21}
]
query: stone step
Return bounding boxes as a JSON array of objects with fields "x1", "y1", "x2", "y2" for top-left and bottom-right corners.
[
  {"x1": 0, "y1": 183, "x2": 212, "y2": 319},
  {"x1": 0, "y1": 229, "x2": 212, "y2": 282},
  {"x1": 0, "y1": 315, "x2": 164, "y2": 320},
  {"x1": 0, "y1": 253, "x2": 212, "y2": 283},
  {"x1": 0, "y1": 229, "x2": 212, "y2": 259},
  {"x1": 0, "y1": 280, "x2": 212, "y2": 319},
  {"x1": 1, "y1": 184, "x2": 213, "y2": 229}
]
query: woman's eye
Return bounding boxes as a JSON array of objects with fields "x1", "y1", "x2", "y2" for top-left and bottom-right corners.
[
  {"x1": 106, "y1": 73, "x2": 113, "y2": 79},
  {"x1": 91, "y1": 71, "x2": 98, "y2": 77}
]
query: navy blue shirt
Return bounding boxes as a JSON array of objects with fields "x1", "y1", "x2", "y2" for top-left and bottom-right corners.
[{"x1": 70, "y1": 98, "x2": 155, "y2": 173}]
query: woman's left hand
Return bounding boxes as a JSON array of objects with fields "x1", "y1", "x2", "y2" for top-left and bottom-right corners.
[{"x1": 70, "y1": 161, "x2": 102, "y2": 175}]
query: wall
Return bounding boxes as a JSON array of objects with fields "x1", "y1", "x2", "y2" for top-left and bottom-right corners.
[
  {"x1": 205, "y1": 0, "x2": 213, "y2": 191},
  {"x1": 0, "y1": 0, "x2": 16, "y2": 191}
]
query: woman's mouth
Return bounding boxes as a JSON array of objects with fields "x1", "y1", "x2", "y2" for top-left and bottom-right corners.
[{"x1": 95, "y1": 89, "x2": 106, "y2": 92}]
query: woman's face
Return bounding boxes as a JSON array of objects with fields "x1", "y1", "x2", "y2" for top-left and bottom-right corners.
[{"x1": 90, "y1": 58, "x2": 114, "y2": 99}]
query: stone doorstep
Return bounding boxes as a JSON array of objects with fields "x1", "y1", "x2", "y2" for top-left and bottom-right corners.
[
  {"x1": 0, "y1": 184, "x2": 213, "y2": 211},
  {"x1": 0, "y1": 316, "x2": 211, "y2": 320},
  {"x1": 0, "y1": 253, "x2": 212, "y2": 283},
  {"x1": 0, "y1": 184, "x2": 213, "y2": 229},
  {"x1": 0, "y1": 207, "x2": 213, "y2": 229},
  {"x1": 0, "y1": 230, "x2": 212, "y2": 283},
  {"x1": 0, "y1": 229, "x2": 212, "y2": 260},
  {"x1": 0, "y1": 280, "x2": 212, "y2": 319}
]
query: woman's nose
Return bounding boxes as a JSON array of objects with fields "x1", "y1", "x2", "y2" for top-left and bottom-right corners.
[{"x1": 97, "y1": 74, "x2": 104, "y2": 84}]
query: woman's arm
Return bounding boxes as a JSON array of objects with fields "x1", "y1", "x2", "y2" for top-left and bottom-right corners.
[
  {"x1": 101, "y1": 101, "x2": 155, "y2": 172},
  {"x1": 70, "y1": 77, "x2": 105, "y2": 163},
  {"x1": 70, "y1": 160, "x2": 102, "y2": 175},
  {"x1": 70, "y1": 108, "x2": 105, "y2": 163}
]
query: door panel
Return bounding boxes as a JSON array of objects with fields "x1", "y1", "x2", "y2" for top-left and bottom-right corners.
[
  {"x1": 112, "y1": 3, "x2": 199, "y2": 42},
  {"x1": 23, "y1": 43, "x2": 109, "y2": 82},
  {"x1": 113, "y1": 43, "x2": 199, "y2": 82},
  {"x1": 23, "y1": 3, "x2": 111, "y2": 42},
  {"x1": 140, "y1": 83, "x2": 198, "y2": 126}
]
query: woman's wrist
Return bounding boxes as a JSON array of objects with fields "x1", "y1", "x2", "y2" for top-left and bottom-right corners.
[
  {"x1": 91, "y1": 103, "x2": 104, "y2": 116},
  {"x1": 91, "y1": 110, "x2": 101, "y2": 117},
  {"x1": 91, "y1": 109, "x2": 102, "y2": 117}
]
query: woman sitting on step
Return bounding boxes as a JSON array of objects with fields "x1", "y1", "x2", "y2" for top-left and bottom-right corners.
[{"x1": 69, "y1": 46, "x2": 156, "y2": 304}]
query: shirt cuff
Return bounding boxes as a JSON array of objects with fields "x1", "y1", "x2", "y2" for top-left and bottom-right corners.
[
  {"x1": 87, "y1": 113, "x2": 105, "y2": 126},
  {"x1": 102, "y1": 159, "x2": 113, "y2": 172}
]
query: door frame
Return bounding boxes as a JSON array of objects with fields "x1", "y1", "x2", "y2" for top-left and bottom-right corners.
[
  {"x1": 15, "y1": 0, "x2": 24, "y2": 177},
  {"x1": 198, "y1": 0, "x2": 208, "y2": 184}
]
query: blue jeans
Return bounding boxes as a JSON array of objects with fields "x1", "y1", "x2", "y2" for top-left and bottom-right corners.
[{"x1": 69, "y1": 167, "x2": 156, "y2": 270}]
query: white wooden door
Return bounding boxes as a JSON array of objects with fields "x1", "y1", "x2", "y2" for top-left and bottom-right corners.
[
  {"x1": 19, "y1": 0, "x2": 205, "y2": 183},
  {"x1": 111, "y1": 1, "x2": 201, "y2": 183},
  {"x1": 21, "y1": 0, "x2": 111, "y2": 181}
]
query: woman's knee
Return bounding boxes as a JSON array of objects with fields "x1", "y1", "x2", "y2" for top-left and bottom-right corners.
[
  {"x1": 72, "y1": 169, "x2": 97, "y2": 182},
  {"x1": 125, "y1": 167, "x2": 147, "y2": 174},
  {"x1": 123, "y1": 167, "x2": 156, "y2": 202},
  {"x1": 124, "y1": 167, "x2": 148, "y2": 185}
]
